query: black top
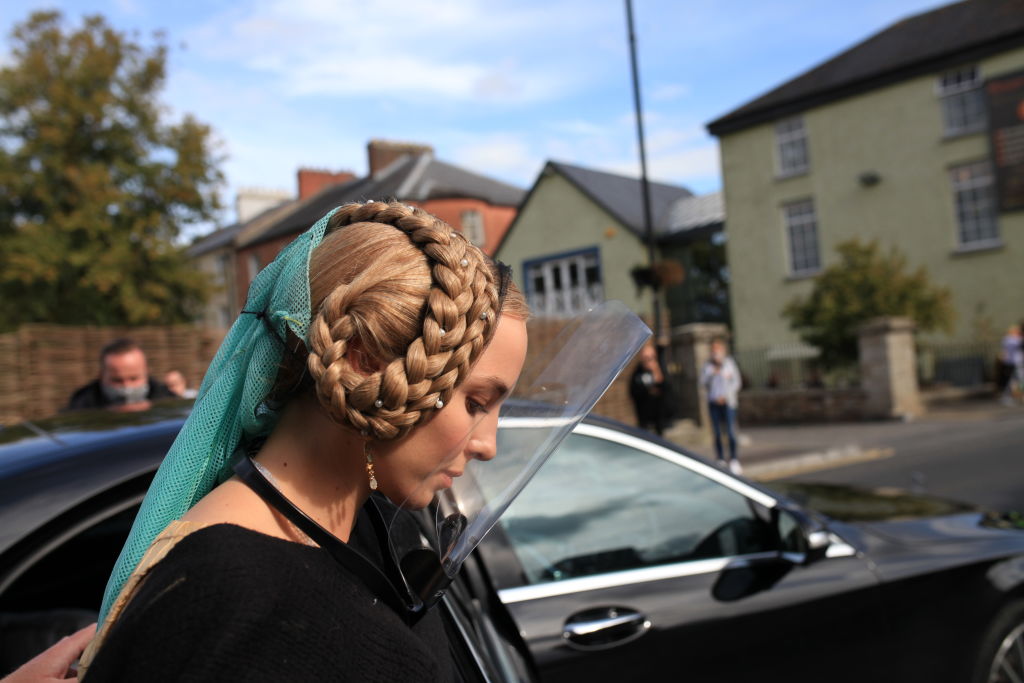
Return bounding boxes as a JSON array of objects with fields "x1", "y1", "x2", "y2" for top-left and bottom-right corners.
[
  {"x1": 84, "y1": 524, "x2": 456, "y2": 682},
  {"x1": 66, "y1": 378, "x2": 175, "y2": 411}
]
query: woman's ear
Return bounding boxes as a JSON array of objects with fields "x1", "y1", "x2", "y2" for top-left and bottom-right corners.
[{"x1": 347, "y1": 338, "x2": 381, "y2": 376}]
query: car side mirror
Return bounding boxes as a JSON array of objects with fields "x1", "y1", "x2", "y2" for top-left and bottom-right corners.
[{"x1": 774, "y1": 505, "x2": 830, "y2": 565}]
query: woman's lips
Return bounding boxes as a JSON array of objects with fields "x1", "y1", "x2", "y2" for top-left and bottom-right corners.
[{"x1": 438, "y1": 470, "x2": 462, "y2": 489}]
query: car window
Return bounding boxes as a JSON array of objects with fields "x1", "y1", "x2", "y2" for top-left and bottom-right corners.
[{"x1": 498, "y1": 432, "x2": 776, "y2": 585}]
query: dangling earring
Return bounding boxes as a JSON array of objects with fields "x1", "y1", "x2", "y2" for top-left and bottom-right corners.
[{"x1": 364, "y1": 442, "x2": 378, "y2": 491}]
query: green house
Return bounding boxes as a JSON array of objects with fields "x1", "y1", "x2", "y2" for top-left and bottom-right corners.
[
  {"x1": 495, "y1": 161, "x2": 726, "y2": 333},
  {"x1": 708, "y1": 0, "x2": 1024, "y2": 352}
]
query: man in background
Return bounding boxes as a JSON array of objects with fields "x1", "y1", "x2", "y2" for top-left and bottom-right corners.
[{"x1": 66, "y1": 338, "x2": 174, "y2": 411}]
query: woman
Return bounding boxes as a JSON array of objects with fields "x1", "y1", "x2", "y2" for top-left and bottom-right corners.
[
  {"x1": 74, "y1": 202, "x2": 529, "y2": 681},
  {"x1": 629, "y1": 342, "x2": 672, "y2": 436}
]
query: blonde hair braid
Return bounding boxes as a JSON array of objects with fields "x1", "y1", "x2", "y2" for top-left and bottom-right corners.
[{"x1": 306, "y1": 201, "x2": 501, "y2": 441}]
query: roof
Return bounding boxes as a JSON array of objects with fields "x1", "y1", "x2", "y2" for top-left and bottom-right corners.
[
  {"x1": 186, "y1": 222, "x2": 242, "y2": 258},
  {"x1": 666, "y1": 191, "x2": 724, "y2": 239},
  {"x1": 243, "y1": 153, "x2": 525, "y2": 248},
  {"x1": 547, "y1": 161, "x2": 693, "y2": 237},
  {"x1": 708, "y1": 0, "x2": 1024, "y2": 136}
]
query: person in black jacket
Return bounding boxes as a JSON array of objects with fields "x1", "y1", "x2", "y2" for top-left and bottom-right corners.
[
  {"x1": 629, "y1": 342, "x2": 673, "y2": 435},
  {"x1": 66, "y1": 338, "x2": 174, "y2": 412}
]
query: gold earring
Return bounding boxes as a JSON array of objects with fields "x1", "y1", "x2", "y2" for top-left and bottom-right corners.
[{"x1": 365, "y1": 442, "x2": 378, "y2": 491}]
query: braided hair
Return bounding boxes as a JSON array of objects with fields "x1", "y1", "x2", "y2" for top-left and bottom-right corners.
[{"x1": 298, "y1": 201, "x2": 511, "y2": 441}]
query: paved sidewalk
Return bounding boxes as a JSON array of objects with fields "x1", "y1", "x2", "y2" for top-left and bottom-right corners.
[{"x1": 663, "y1": 396, "x2": 1024, "y2": 480}]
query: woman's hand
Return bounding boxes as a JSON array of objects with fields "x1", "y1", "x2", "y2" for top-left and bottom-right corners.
[{"x1": 1, "y1": 623, "x2": 96, "y2": 682}]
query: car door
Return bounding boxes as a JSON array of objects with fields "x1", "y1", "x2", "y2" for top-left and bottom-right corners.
[{"x1": 477, "y1": 423, "x2": 890, "y2": 683}]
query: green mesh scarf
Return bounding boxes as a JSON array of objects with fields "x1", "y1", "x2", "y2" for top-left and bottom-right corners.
[{"x1": 98, "y1": 208, "x2": 338, "y2": 621}]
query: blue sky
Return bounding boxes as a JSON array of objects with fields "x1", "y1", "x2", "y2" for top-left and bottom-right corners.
[{"x1": 2, "y1": 0, "x2": 944, "y2": 225}]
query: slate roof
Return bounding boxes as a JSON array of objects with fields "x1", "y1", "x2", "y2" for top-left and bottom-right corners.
[
  {"x1": 187, "y1": 222, "x2": 242, "y2": 258},
  {"x1": 666, "y1": 191, "x2": 724, "y2": 239},
  {"x1": 243, "y1": 153, "x2": 524, "y2": 248},
  {"x1": 708, "y1": 0, "x2": 1024, "y2": 136},
  {"x1": 548, "y1": 161, "x2": 693, "y2": 237}
]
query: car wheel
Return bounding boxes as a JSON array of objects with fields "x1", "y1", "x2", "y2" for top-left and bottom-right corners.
[{"x1": 974, "y1": 601, "x2": 1024, "y2": 683}]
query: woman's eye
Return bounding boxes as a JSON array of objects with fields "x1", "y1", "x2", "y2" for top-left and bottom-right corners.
[{"x1": 466, "y1": 398, "x2": 488, "y2": 416}]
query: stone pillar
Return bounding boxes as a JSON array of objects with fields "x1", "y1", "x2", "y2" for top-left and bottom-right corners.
[
  {"x1": 858, "y1": 316, "x2": 922, "y2": 419},
  {"x1": 669, "y1": 323, "x2": 730, "y2": 431}
]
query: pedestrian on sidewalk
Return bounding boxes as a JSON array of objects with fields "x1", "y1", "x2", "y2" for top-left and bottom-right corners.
[
  {"x1": 702, "y1": 338, "x2": 742, "y2": 473},
  {"x1": 629, "y1": 342, "x2": 673, "y2": 436},
  {"x1": 1000, "y1": 324, "x2": 1022, "y2": 406}
]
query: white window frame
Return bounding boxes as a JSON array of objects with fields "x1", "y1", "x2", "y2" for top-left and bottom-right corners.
[
  {"x1": 460, "y1": 209, "x2": 485, "y2": 247},
  {"x1": 950, "y1": 161, "x2": 999, "y2": 249},
  {"x1": 775, "y1": 116, "x2": 809, "y2": 177},
  {"x1": 936, "y1": 65, "x2": 986, "y2": 137},
  {"x1": 524, "y1": 249, "x2": 603, "y2": 317},
  {"x1": 783, "y1": 199, "x2": 821, "y2": 276}
]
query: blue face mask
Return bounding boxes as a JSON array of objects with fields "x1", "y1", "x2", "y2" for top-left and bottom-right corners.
[{"x1": 101, "y1": 382, "x2": 149, "y2": 405}]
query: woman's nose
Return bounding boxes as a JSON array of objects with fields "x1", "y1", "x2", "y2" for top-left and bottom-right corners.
[{"x1": 469, "y1": 424, "x2": 498, "y2": 462}]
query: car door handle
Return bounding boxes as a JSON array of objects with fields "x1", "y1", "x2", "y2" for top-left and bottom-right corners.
[{"x1": 562, "y1": 607, "x2": 652, "y2": 651}]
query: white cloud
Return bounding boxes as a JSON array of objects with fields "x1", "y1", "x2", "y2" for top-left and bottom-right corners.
[
  {"x1": 608, "y1": 140, "x2": 720, "y2": 189},
  {"x1": 182, "y1": 0, "x2": 598, "y2": 105},
  {"x1": 449, "y1": 135, "x2": 540, "y2": 187},
  {"x1": 649, "y1": 83, "x2": 690, "y2": 102}
]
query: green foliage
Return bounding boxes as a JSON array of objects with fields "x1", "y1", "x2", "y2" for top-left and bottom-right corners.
[
  {"x1": 782, "y1": 239, "x2": 955, "y2": 367},
  {"x1": 0, "y1": 11, "x2": 223, "y2": 331},
  {"x1": 662, "y1": 235, "x2": 730, "y2": 326}
]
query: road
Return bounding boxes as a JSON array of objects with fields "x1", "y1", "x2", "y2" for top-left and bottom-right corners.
[{"x1": 780, "y1": 404, "x2": 1024, "y2": 511}]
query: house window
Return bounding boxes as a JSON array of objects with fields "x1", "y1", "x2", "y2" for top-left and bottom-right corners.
[
  {"x1": 937, "y1": 66, "x2": 986, "y2": 136},
  {"x1": 461, "y1": 210, "x2": 485, "y2": 247},
  {"x1": 950, "y1": 161, "x2": 999, "y2": 248},
  {"x1": 775, "y1": 116, "x2": 809, "y2": 177},
  {"x1": 783, "y1": 199, "x2": 821, "y2": 275},
  {"x1": 247, "y1": 253, "x2": 261, "y2": 284},
  {"x1": 217, "y1": 253, "x2": 232, "y2": 286},
  {"x1": 525, "y1": 249, "x2": 603, "y2": 317}
]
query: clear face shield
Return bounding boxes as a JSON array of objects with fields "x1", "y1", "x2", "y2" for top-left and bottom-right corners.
[{"x1": 378, "y1": 300, "x2": 651, "y2": 617}]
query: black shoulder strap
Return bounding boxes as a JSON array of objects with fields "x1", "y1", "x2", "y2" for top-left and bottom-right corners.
[{"x1": 232, "y1": 455, "x2": 412, "y2": 620}]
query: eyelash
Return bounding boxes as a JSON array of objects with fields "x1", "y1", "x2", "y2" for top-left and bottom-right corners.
[{"x1": 466, "y1": 398, "x2": 489, "y2": 416}]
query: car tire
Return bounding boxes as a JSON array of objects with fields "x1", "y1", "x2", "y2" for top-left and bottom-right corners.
[{"x1": 973, "y1": 600, "x2": 1024, "y2": 683}]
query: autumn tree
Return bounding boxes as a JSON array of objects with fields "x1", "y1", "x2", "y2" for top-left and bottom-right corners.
[
  {"x1": 783, "y1": 239, "x2": 955, "y2": 367},
  {"x1": 0, "y1": 11, "x2": 222, "y2": 331}
]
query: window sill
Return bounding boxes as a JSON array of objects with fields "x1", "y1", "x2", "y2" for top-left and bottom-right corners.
[
  {"x1": 775, "y1": 168, "x2": 809, "y2": 181},
  {"x1": 785, "y1": 269, "x2": 820, "y2": 281},
  {"x1": 941, "y1": 127, "x2": 986, "y2": 141},
  {"x1": 951, "y1": 240, "x2": 1004, "y2": 256}
]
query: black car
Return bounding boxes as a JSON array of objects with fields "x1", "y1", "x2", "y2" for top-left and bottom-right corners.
[
  {"x1": 483, "y1": 416, "x2": 1024, "y2": 683},
  {"x1": 1, "y1": 405, "x2": 1023, "y2": 683},
  {"x1": 0, "y1": 402, "x2": 531, "y2": 683}
]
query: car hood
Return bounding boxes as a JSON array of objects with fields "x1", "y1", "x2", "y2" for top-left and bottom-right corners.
[{"x1": 0, "y1": 400, "x2": 192, "y2": 475}]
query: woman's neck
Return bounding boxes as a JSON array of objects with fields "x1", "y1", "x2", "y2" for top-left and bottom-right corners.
[{"x1": 253, "y1": 396, "x2": 368, "y2": 542}]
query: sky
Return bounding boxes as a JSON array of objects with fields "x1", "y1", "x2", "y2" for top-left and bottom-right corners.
[{"x1": 1, "y1": 0, "x2": 946, "y2": 229}]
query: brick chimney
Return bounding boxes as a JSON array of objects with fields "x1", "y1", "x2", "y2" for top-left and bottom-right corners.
[
  {"x1": 297, "y1": 168, "x2": 356, "y2": 200},
  {"x1": 367, "y1": 139, "x2": 434, "y2": 176}
]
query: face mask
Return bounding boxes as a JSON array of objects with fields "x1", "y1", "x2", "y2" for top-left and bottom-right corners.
[{"x1": 101, "y1": 382, "x2": 149, "y2": 405}]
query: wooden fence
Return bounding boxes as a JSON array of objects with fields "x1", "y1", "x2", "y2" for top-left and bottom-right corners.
[
  {"x1": 0, "y1": 320, "x2": 640, "y2": 428},
  {"x1": 0, "y1": 324, "x2": 224, "y2": 424}
]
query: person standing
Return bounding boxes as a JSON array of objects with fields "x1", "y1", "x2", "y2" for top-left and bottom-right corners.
[
  {"x1": 1002, "y1": 324, "x2": 1024, "y2": 406},
  {"x1": 702, "y1": 338, "x2": 742, "y2": 473},
  {"x1": 629, "y1": 342, "x2": 673, "y2": 436}
]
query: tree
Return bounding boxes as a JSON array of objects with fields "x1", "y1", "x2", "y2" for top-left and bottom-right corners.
[
  {"x1": 0, "y1": 11, "x2": 222, "y2": 331},
  {"x1": 782, "y1": 239, "x2": 955, "y2": 367}
]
